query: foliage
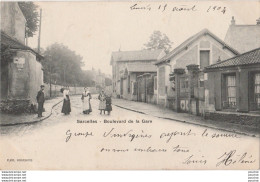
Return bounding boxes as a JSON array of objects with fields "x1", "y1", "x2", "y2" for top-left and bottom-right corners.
[
  {"x1": 0, "y1": 100, "x2": 31, "y2": 114},
  {"x1": 41, "y1": 43, "x2": 109, "y2": 87},
  {"x1": 42, "y1": 43, "x2": 85, "y2": 86},
  {"x1": 144, "y1": 31, "x2": 173, "y2": 53},
  {"x1": 18, "y1": 2, "x2": 39, "y2": 37}
]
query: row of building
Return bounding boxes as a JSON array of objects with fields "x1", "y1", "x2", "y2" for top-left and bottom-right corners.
[{"x1": 111, "y1": 17, "x2": 260, "y2": 120}]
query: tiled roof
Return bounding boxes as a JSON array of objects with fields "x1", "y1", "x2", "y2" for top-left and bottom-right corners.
[
  {"x1": 224, "y1": 24, "x2": 260, "y2": 53},
  {"x1": 155, "y1": 28, "x2": 239, "y2": 65},
  {"x1": 127, "y1": 63, "x2": 157, "y2": 72},
  {"x1": 205, "y1": 48, "x2": 260, "y2": 70},
  {"x1": 111, "y1": 49, "x2": 165, "y2": 63},
  {"x1": 1, "y1": 31, "x2": 43, "y2": 59}
]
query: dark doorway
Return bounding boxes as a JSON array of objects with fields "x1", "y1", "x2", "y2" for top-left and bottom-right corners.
[{"x1": 1, "y1": 61, "x2": 9, "y2": 99}]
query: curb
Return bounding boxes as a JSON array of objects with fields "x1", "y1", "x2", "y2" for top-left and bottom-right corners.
[
  {"x1": 113, "y1": 104, "x2": 259, "y2": 138},
  {"x1": 0, "y1": 99, "x2": 63, "y2": 127}
]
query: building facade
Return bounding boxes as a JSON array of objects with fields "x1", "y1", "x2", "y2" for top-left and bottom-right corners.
[
  {"x1": 95, "y1": 70, "x2": 106, "y2": 91},
  {"x1": 110, "y1": 49, "x2": 165, "y2": 102},
  {"x1": 1, "y1": 2, "x2": 44, "y2": 113},
  {"x1": 204, "y1": 48, "x2": 260, "y2": 113},
  {"x1": 155, "y1": 29, "x2": 239, "y2": 110},
  {"x1": 224, "y1": 17, "x2": 260, "y2": 54}
]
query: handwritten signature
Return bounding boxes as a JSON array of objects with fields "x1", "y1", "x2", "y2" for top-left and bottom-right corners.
[{"x1": 216, "y1": 150, "x2": 256, "y2": 167}]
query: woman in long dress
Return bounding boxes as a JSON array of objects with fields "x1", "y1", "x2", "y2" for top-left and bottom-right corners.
[
  {"x1": 61, "y1": 86, "x2": 71, "y2": 115},
  {"x1": 81, "y1": 87, "x2": 92, "y2": 114},
  {"x1": 98, "y1": 90, "x2": 106, "y2": 115},
  {"x1": 105, "y1": 95, "x2": 112, "y2": 115}
]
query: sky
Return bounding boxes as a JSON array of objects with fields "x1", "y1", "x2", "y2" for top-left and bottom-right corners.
[{"x1": 28, "y1": 1, "x2": 260, "y2": 75}]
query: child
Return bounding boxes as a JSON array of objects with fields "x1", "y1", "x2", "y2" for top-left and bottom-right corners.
[{"x1": 105, "y1": 95, "x2": 112, "y2": 115}]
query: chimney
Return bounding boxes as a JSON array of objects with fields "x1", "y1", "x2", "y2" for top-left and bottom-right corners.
[
  {"x1": 231, "y1": 16, "x2": 235, "y2": 25},
  {"x1": 257, "y1": 17, "x2": 260, "y2": 25}
]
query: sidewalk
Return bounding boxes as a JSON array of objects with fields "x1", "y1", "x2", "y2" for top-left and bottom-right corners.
[
  {"x1": 113, "y1": 98, "x2": 260, "y2": 138},
  {"x1": 0, "y1": 97, "x2": 63, "y2": 126}
]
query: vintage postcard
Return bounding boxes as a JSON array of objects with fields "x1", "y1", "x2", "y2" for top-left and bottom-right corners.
[{"x1": 0, "y1": 1, "x2": 259, "y2": 170}]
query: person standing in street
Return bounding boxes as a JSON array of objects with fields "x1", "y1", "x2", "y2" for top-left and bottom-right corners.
[
  {"x1": 36, "y1": 85, "x2": 45, "y2": 117},
  {"x1": 98, "y1": 90, "x2": 106, "y2": 115},
  {"x1": 81, "y1": 87, "x2": 92, "y2": 114},
  {"x1": 105, "y1": 94, "x2": 112, "y2": 115},
  {"x1": 61, "y1": 86, "x2": 71, "y2": 115}
]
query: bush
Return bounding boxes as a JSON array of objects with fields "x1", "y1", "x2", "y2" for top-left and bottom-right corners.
[{"x1": 0, "y1": 99, "x2": 32, "y2": 114}]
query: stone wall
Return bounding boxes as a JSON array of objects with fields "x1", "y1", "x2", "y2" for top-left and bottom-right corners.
[
  {"x1": 1, "y1": 2, "x2": 26, "y2": 43},
  {"x1": 43, "y1": 84, "x2": 98, "y2": 99}
]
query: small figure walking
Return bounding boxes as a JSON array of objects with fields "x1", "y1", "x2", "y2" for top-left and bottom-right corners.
[
  {"x1": 36, "y1": 85, "x2": 45, "y2": 117},
  {"x1": 61, "y1": 86, "x2": 71, "y2": 115},
  {"x1": 98, "y1": 90, "x2": 106, "y2": 115},
  {"x1": 105, "y1": 95, "x2": 112, "y2": 115},
  {"x1": 81, "y1": 87, "x2": 92, "y2": 114}
]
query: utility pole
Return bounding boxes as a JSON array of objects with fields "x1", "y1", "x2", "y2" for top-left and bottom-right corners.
[
  {"x1": 49, "y1": 64, "x2": 52, "y2": 97},
  {"x1": 25, "y1": 23, "x2": 28, "y2": 46},
  {"x1": 38, "y1": 9, "x2": 42, "y2": 53},
  {"x1": 63, "y1": 65, "x2": 66, "y2": 86}
]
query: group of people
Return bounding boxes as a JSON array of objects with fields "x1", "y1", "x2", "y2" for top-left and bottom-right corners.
[
  {"x1": 81, "y1": 87, "x2": 112, "y2": 115},
  {"x1": 36, "y1": 85, "x2": 112, "y2": 117},
  {"x1": 98, "y1": 90, "x2": 112, "y2": 115}
]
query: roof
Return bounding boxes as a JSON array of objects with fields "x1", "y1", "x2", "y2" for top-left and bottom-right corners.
[
  {"x1": 155, "y1": 28, "x2": 239, "y2": 65},
  {"x1": 110, "y1": 49, "x2": 165, "y2": 64},
  {"x1": 224, "y1": 24, "x2": 260, "y2": 53},
  {"x1": 1, "y1": 31, "x2": 43, "y2": 59},
  {"x1": 205, "y1": 48, "x2": 260, "y2": 70},
  {"x1": 127, "y1": 63, "x2": 157, "y2": 72}
]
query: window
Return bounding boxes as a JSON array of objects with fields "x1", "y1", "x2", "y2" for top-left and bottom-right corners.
[
  {"x1": 199, "y1": 74, "x2": 204, "y2": 87},
  {"x1": 255, "y1": 73, "x2": 260, "y2": 109},
  {"x1": 200, "y1": 50, "x2": 210, "y2": 69},
  {"x1": 154, "y1": 76, "x2": 157, "y2": 90},
  {"x1": 180, "y1": 77, "x2": 189, "y2": 93},
  {"x1": 226, "y1": 75, "x2": 236, "y2": 108}
]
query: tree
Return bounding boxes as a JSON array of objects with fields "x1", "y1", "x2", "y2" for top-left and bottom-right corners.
[
  {"x1": 144, "y1": 31, "x2": 173, "y2": 54},
  {"x1": 42, "y1": 43, "x2": 84, "y2": 86},
  {"x1": 18, "y1": 2, "x2": 39, "y2": 37}
]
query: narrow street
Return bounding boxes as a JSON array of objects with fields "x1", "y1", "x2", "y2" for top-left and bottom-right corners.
[{"x1": 0, "y1": 95, "x2": 258, "y2": 170}]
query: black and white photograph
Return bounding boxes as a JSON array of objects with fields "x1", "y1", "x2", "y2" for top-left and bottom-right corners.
[{"x1": 0, "y1": 0, "x2": 259, "y2": 173}]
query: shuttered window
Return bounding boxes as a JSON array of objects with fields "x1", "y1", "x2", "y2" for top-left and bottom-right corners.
[
  {"x1": 200, "y1": 50, "x2": 210, "y2": 69},
  {"x1": 255, "y1": 73, "x2": 260, "y2": 109},
  {"x1": 227, "y1": 75, "x2": 236, "y2": 107}
]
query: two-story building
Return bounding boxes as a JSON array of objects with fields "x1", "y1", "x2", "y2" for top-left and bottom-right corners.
[{"x1": 1, "y1": 2, "x2": 44, "y2": 113}]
